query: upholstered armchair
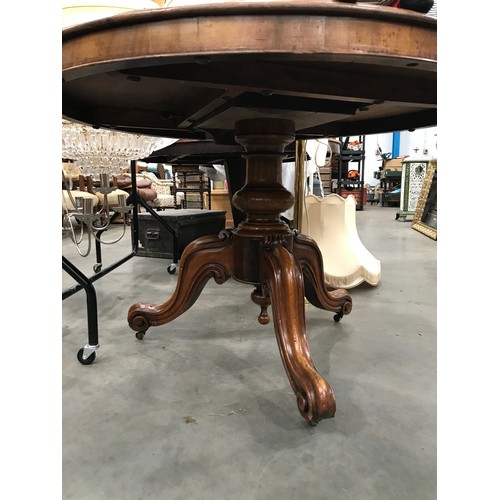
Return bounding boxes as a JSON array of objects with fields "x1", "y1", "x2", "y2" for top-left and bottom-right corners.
[
  {"x1": 112, "y1": 173, "x2": 157, "y2": 203},
  {"x1": 142, "y1": 172, "x2": 184, "y2": 210},
  {"x1": 137, "y1": 171, "x2": 185, "y2": 209}
]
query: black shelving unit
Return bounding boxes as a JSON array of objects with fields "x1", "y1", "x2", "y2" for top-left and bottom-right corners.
[
  {"x1": 335, "y1": 135, "x2": 366, "y2": 211},
  {"x1": 380, "y1": 171, "x2": 402, "y2": 207}
]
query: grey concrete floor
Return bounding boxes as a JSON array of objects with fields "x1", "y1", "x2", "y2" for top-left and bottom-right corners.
[{"x1": 62, "y1": 202, "x2": 436, "y2": 500}]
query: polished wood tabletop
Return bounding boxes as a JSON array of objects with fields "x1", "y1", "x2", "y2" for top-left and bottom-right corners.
[{"x1": 62, "y1": 1, "x2": 436, "y2": 143}]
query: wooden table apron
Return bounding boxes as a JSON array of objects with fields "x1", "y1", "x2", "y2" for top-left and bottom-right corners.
[{"x1": 62, "y1": 1, "x2": 436, "y2": 425}]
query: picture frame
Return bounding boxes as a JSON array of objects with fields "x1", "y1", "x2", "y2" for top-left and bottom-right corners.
[{"x1": 411, "y1": 160, "x2": 437, "y2": 240}]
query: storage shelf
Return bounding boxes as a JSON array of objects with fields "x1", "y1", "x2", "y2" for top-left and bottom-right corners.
[
  {"x1": 172, "y1": 166, "x2": 211, "y2": 210},
  {"x1": 335, "y1": 136, "x2": 366, "y2": 210}
]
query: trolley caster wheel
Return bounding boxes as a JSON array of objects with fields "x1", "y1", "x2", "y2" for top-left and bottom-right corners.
[
  {"x1": 93, "y1": 263, "x2": 102, "y2": 273},
  {"x1": 77, "y1": 348, "x2": 96, "y2": 365},
  {"x1": 136, "y1": 331, "x2": 145, "y2": 340},
  {"x1": 167, "y1": 264, "x2": 177, "y2": 274},
  {"x1": 333, "y1": 314, "x2": 343, "y2": 323}
]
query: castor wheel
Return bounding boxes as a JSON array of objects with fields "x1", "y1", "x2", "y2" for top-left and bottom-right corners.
[
  {"x1": 77, "y1": 348, "x2": 96, "y2": 365},
  {"x1": 333, "y1": 313, "x2": 343, "y2": 322},
  {"x1": 135, "y1": 331, "x2": 145, "y2": 340},
  {"x1": 93, "y1": 263, "x2": 102, "y2": 273},
  {"x1": 167, "y1": 264, "x2": 177, "y2": 274}
]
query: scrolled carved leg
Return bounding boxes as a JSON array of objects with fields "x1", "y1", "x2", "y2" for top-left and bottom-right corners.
[
  {"x1": 128, "y1": 230, "x2": 235, "y2": 335},
  {"x1": 260, "y1": 240, "x2": 336, "y2": 425},
  {"x1": 292, "y1": 232, "x2": 352, "y2": 320}
]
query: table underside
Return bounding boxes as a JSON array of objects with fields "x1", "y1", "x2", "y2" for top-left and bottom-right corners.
[{"x1": 62, "y1": 1, "x2": 436, "y2": 143}]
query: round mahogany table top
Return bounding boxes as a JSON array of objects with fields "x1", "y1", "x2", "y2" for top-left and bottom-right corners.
[{"x1": 62, "y1": 1, "x2": 436, "y2": 143}]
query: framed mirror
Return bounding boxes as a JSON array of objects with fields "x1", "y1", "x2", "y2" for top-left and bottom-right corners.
[{"x1": 412, "y1": 160, "x2": 437, "y2": 240}]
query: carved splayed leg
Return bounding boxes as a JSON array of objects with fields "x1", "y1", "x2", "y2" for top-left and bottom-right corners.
[
  {"x1": 292, "y1": 231, "x2": 352, "y2": 322},
  {"x1": 128, "y1": 230, "x2": 234, "y2": 338},
  {"x1": 260, "y1": 240, "x2": 336, "y2": 425},
  {"x1": 232, "y1": 118, "x2": 337, "y2": 424}
]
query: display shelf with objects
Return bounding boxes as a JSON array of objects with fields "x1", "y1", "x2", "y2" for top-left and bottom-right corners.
[
  {"x1": 396, "y1": 157, "x2": 433, "y2": 221},
  {"x1": 318, "y1": 165, "x2": 333, "y2": 196},
  {"x1": 172, "y1": 165, "x2": 211, "y2": 210},
  {"x1": 335, "y1": 136, "x2": 366, "y2": 210},
  {"x1": 375, "y1": 157, "x2": 403, "y2": 207}
]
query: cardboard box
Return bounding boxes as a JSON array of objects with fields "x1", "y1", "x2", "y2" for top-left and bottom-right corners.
[{"x1": 383, "y1": 158, "x2": 403, "y2": 171}]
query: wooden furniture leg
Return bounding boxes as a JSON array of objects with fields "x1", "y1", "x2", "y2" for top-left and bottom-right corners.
[
  {"x1": 292, "y1": 232, "x2": 353, "y2": 322},
  {"x1": 128, "y1": 231, "x2": 234, "y2": 338},
  {"x1": 260, "y1": 240, "x2": 337, "y2": 425},
  {"x1": 127, "y1": 118, "x2": 353, "y2": 425}
]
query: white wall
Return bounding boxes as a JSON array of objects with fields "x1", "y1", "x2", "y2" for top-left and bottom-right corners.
[
  {"x1": 363, "y1": 126, "x2": 437, "y2": 186},
  {"x1": 400, "y1": 126, "x2": 438, "y2": 160}
]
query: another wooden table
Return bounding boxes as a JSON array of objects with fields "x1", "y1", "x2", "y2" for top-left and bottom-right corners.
[
  {"x1": 62, "y1": 1, "x2": 436, "y2": 425},
  {"x1": 148, "y1": 138, "x2": 298, "y2": 228},
  {"x1": 209, "y1": 190, "x2": 234, "y2": 227}
]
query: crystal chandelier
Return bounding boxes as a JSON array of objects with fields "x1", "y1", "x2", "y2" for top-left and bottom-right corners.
[
  {"x1": 62, "y1": 120, "x2": 169, "y2": 255},
  {"x1": 62, "y1": 120, "x2": 168, "y2": 176}
]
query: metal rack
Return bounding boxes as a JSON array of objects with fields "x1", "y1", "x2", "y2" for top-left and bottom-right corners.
[
  {"x1": 335, "y1": 136, "x2": 366, "y2": 210},
  {"x1": 62, "y1": 162, "x2": 180, "y2": 365}
]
